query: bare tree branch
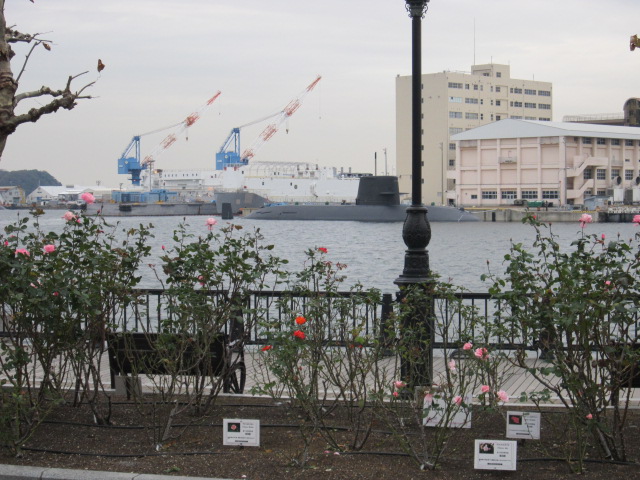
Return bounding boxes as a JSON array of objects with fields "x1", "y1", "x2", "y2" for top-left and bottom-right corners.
[
  {"x1": 15, "y1": 40, "x2": 39, "y2": 84},
  {"x1": 0, "y1": 1, "x2": 96, "y2": 159}
]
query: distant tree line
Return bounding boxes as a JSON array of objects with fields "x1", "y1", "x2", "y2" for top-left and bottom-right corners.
[{"x1": 0, "y1": 169, "x2": 61, "y2": 196}]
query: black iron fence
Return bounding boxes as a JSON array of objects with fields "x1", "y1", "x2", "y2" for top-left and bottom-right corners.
[{"x1": 1, "y1": 288, "x2": 637, "y2": 352}]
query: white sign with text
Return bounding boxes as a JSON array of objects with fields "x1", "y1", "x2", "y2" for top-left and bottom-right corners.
[
  {"x1": 474, "y1": 439, "x2": 517, "y2": 471},
  {"x1": 223, "y1": 419, "x2": 260, "y2": 447},
  {"x1": 423, "y1": 394, "x2": 471, "y2": 428},
  {"x1": 506, "y1": 411, "x2": 541, "y2": 440}
]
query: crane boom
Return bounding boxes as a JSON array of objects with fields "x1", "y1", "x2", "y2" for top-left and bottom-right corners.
[
  {"x1": 118, "y1": 91, "x2": 221, "y2": 185},
  {"x1": 240, "y1": 75, "x2": 321, "y2": 162}
]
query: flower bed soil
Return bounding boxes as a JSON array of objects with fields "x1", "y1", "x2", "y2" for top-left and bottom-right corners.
[{"x1": 1, "y1": 395, "x2": 639, "y2": 479}]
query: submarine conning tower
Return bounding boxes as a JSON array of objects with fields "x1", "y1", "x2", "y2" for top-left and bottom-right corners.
[{"x1": 355, "y1": 176, "x2": 401, "y2": 206}]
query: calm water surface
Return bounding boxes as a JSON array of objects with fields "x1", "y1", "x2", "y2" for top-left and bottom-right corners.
[{"x1": 1, "y1": 209, "x2": 638, "y2": 293}]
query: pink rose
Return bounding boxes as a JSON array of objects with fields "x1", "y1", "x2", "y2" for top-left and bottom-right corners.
[
  {"x1": 424, "y1": 392, "x2": 433, "y2": 402},
  {"x1": 634, "y1": 214, "x2": 640, "y2": 225},
  {"x1": 586, "y1": 413, "x2": 593, "y2": 420},
  {"x1": 481, "y1": 385, "x2": 490, "y2": 394},
  {"x1": 497, "y1": 390, "x2": 509, "y2": 402},
  {"x1": 80, "y1": 192, "x2": 95, "y2": 204},
  {"x1": 453, "y1": 395, "x2": 463, "y2": 406},
  {"x1": 206, "y1": 218, "x2": 217, "y2": 230},
  {"x1": 392, "y1": 391, "x2": 399, "y2": 398},
  {"x1": 43, "y1": 244, "x2": 56, "y2": 254},
  {"x1": 579, "y1": 213, "x2": 592, "y2": 228},
  {"x1": 394, "y1": 380, "x2": 406, "y2": 389},
  {"x1": 62, "y1": 211, "x2": 76, "y2": 222},
  {"x1": 15, "y1": 248, "x2": 29, "y2": 256},
  {"x1": 462, "y1": 342, "x2": 473, "y2": 350},
  {"x1": 447, "y1": 359, "x2": 456, "y2": 372},
  {"x1": 474, "y1": 347, "x2": 489, "y2": 360}
]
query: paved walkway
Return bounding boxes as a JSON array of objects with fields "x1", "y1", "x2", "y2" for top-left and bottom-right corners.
[{"x1": 0, "y1": 464, "x2": 233, "y2": 480}]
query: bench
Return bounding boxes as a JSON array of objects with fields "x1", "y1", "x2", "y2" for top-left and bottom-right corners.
[{"x1": 106, "y1": 332, "x2": 246, "y2": 396}]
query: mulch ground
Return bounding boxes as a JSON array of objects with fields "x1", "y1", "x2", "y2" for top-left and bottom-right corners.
[{"x1": 1, "y1": 395, "x2": 639, "y2": 479}]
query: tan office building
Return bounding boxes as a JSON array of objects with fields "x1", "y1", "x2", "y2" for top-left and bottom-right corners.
[{"x1": 395, "y1": 64, "x2": 553, "y2": 205}]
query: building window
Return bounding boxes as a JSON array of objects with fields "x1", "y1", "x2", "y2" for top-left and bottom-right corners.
[
  {"x1": 480, "y1": 99, "x2": 484, "y2": 105},
  {"x1": 511, "y1": 101, "x2": 522, "y2": 107},
  {"x1": 521, "y1": 190, "x2": 538, "y2": 199},
  {"x1": 473, "y1": 84, "x2": 478, "y2": 90},
  {"x1": 538, "y1": 90, "x2": 551, "y2": 96},
  {"x1": 611, "y1": 168, "x2": 620, "y2": 179},
  {"x1": 524, "y1": 89, "x2": 537, "y2": 95},
  {"x1": 626, "y1": 139, "x2": 634, "y2": 146},
  {"x1": 583, "y1": 169, "x2": 592, "y2": 179},
  {"x1": 449, "y1": 159, "x2": 455, "y2": 166},
  {"x1": 525, "y1": 116, "x2": 536, "y2": 120},
  {"x1": 512, "y1": 87, "x2": 522, "y2": 94},
  {"x1": 480, "y1": 114, "x2": 484, "y2": 120},
  {"x1": 449, "y1": 143, "x2": 455, "y2": 150},
  {"x1": 539, "y1": 117, "x2": 551, "y2": 121},
  {"x1": 449, "y1": 127, "x2": 463, "y2": 135},
  {"x1": 448, "y1": 82, "x2": 463, "y2": 89},
  {"x1": 465, "y1": 112, "x2": 478, "y2": 120},
  {"x1": 596, "y1": 169, "x2": 606, "y2": 180},
  {"x1": 449, "y1": 96, "x2": 462, "y2": 103},
  {"x1": 597, "y1": 189, "x2": 607, "y2": 196},
  {"x1": 465, "y1": 98, "x2": 478, "y2": 104},
  {"x1": 538, "y1": 104, "x2": 551, "y2": 110},
  {"x1": 597, "y1": 138, "x2": 606, "y2": 145},
  {"x1": 449, "y1": 111, "x2": 462, "y2": 118},
  {"x1": 496, "y1": 86, "x2": 501, "y2": 92},
  {"x1": 496, "y1": 72, "x2": 502, "y2": 78},
  {"x1": 612, "y1": 139, "x2": 620, "y2": 145},
  {"x1": 582, "y1": 137, "x2": 592, "y2": 144},
  {"x1": 496, "y1": 115, "x2": 501, "y2": 120},
  {"x1": 501, "y1": 190, "x2": 517, "y2": 199},
  {"x1": 471, "y1": 194, "x2": 478, "y2": 199},
  {"x1": 584, "y1": 189, "x2": 593, "y2": 196},
  {"x1": 542, "y1": 190, "x2": 559, "y2": 199},
  {"x1": 496, "y1": 100, "x2": 501, "y2": 106},
  {"x1": 625, "y1": 169, "x2": 634, "y2": 180},
  {"x1": 511, "y1": 115, "x2": 522, "y2": 119},
  {"x1": 482, "y1": 190, "x2": 497, "y2": 199}
]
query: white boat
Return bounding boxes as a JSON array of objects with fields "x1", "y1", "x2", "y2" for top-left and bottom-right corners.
[{"x1": 141, "y1": 161, "x2": 367, "y2": 210}]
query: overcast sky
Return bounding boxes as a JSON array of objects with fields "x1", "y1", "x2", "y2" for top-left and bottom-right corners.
[{"x1": 1, "y1": 0, "x2": 639, "y2": 188}]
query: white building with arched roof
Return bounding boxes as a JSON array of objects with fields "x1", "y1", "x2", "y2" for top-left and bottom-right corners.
[{"x1": 450, "y1": 119, "x2": 640, "y2": 207}]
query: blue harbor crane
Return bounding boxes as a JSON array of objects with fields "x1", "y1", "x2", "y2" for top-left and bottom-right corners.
[
  {"x1": 118, "y1": 92, "x2": 221, "y2": 186},
  {"x1": 215, "y1": 75, "x2": 322, "y2": 170}
]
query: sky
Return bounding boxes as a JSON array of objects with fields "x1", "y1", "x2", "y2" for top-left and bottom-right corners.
[{"x1": 1, "y1": 0, "x2": 640, "y2": 188}]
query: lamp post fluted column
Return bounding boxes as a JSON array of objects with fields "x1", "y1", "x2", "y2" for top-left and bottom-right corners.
[{"x1": 395, "y1": 0, "x2": 433, "y2": 389}]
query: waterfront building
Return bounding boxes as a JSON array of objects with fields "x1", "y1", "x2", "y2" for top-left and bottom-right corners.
[
  {"x1": 0, "y1": 186, "x2": 25, "y2": 205},
  {"x1": 395, "y1": 64, "x2": 553, "y2": 205},
  {"x1": 450, "y1": 119, "x2": 640, "y2": 207}
]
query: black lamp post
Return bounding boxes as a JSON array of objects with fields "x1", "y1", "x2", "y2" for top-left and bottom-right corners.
[{"x1": 395, "y1": 0, "x2": 432, "y2": 389}]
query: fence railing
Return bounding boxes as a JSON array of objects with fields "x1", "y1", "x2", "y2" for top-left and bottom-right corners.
[{"x1": 4, "y1": 289, "x2": 634, "y2": 353}]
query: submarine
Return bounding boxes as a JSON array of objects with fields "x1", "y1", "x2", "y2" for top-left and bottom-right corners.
[{"x1": 245, "y1": 176, "x2": 479, "y2": 222}]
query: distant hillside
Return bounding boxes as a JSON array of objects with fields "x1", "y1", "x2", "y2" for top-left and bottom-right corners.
[{"x1": 0, "y1": 169, "x2": 62, "y2": 196}]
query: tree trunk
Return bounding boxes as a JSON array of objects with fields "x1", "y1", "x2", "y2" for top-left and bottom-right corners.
[{"x1": 0, "y1": 0, "x2": 17, "y2": 158}]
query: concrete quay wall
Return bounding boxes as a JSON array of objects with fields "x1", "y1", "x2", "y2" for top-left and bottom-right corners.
[{"x1": 472, "y1": 209, "x2": 604, "y2": 223}]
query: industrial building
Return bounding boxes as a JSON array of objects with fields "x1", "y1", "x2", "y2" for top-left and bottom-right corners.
[
  {"x1": 395, "y1": 64, "x2": 553, "y2": 205},
  {"x1": 450, "y1": 119, "x2": 640, "y2": 207}
]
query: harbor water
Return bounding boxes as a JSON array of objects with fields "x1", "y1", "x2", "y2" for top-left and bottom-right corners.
[{"x1": 1, "y1": 208, "x2": 639, "y2": 293}]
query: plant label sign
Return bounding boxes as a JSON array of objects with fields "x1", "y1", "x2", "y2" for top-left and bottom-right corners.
[
  {"x1": 474, "y1": 440, "x2": 517, "y2": 471},
  {"x1": 423, "y1": 394, "x2": 471, "y2": 428},
  {"x1": 223, "y1": 419, "x2": 260, "y2": 447},
  {"x1": 506, "y1": 411, "x2": 541, "y2": 440}
]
